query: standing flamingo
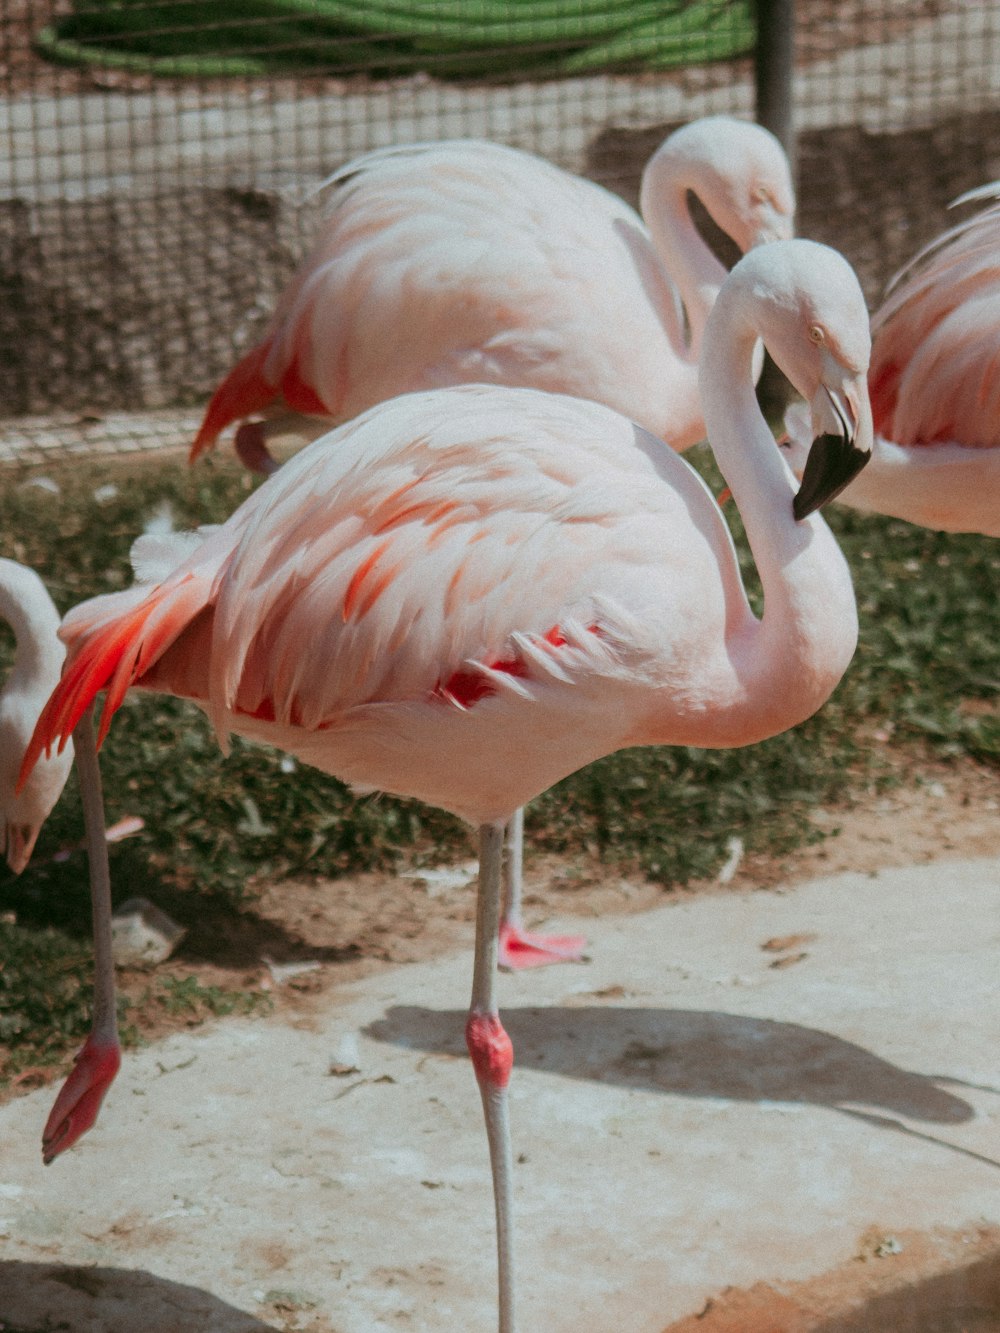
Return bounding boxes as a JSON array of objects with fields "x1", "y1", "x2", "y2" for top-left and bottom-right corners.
[
  {"x1": 784, "y1": 183, "x2": 1000, "y2": 536},
  {"x1": 0, "y1": 559, "x2": 74, "y2": 873},
  {"x1": 22, "y1": 239, "x2": 872, "y2": 1332},
  {"x1": 191, "y1": 115, "x2": 795, "y2": 966}
]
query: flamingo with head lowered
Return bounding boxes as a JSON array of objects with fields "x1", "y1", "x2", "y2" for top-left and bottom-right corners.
[
  {"x1": 23, "y1": 238, "x2": 872, "y2": 1332},
  {"x1": 0, "y1": 558, "x2": 74, "y2": 874},
  {"x1": 784, "y1": 182, "x2": 1000, "y2": 536},
  {"x1": 190, "y1": 115, "x2": 795, "y2": 966}
]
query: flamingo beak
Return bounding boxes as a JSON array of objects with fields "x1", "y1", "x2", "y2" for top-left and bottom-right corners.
[
  {"x1": 4, "y1": 821, "x2": 41, "y2": 875},
  {"x1": 793, "y1": 375, "x2": 873, "y2": 520}
]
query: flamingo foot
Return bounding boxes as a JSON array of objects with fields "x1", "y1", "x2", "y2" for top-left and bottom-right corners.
[
  {"x1": 42, "y1": 1034, "x2": 121, "y2": 1165},
  {"x1": 497, "y1": 921, "x2": 588, "y2": 971}
]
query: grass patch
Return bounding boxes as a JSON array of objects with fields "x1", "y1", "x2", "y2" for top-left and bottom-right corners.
[{"x1": 0, "y1": 449, "x2": 996, "y2": 1075}]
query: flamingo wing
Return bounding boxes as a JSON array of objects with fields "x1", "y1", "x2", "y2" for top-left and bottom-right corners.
[
  {"x1": 869, "y1": 183, "x2": 1000, "y2": 448},
  {"x1": 31, "y1": 387, "x2": 735, "y2": 791}
]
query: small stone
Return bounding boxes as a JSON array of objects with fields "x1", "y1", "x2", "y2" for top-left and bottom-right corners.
[{"x1": 111, "y1": 897, "x2": 186, "y2": 967}]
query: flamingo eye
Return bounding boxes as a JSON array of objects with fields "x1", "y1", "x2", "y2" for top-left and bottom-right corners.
[
  {"x1": 752, "y1": 185, "x2": 772, "y2": 206},
  {"x1": 808, "y1": 324, "x2": 825, "y2": 345}
]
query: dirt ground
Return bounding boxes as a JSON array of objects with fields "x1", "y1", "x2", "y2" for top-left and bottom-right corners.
[{"x1": 661, "y1": 1224, "x2": 1000, "y2": 1332}]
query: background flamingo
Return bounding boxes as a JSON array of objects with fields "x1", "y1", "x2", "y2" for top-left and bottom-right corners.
[
  {"x1": 190, "y1": 115, "x2": 795, "y2": 966},
  {"x1": 189, "y1": 115, "x2": 795, "y2": 474},
  {"x1": 23, "y1": 239, "x2": 872, "y2": 1333},
  {"x1": 784, "y1": 182, "x2": 1000, "y2": 536},
  {"x1": 0, "y1": 558, "x2": 73, "y2": 873}
]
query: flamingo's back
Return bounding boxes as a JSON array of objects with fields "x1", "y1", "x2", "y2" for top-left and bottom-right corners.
[
  {"x1": 190, "y1": 140, "x2": 684, "y2": 461},
  {"x1": 869, "y1": 183, "x2": 1000, "y2": 449}
]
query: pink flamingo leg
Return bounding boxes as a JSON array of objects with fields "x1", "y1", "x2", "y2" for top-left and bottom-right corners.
[
  {"x1": 43, "y1": 705, "x2": 121, "y2": 1164},
  {"x1": 497, "y1": 808, "x2": 588, "y2": 971},
  {"x1": 466, "y1": 822, "x2": 516, "y2": 1332}
]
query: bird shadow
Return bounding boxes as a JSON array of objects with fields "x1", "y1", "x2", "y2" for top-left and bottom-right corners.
[
  {"x1": 0, "y1": 1261, "x2": 282, "y2": 1333},
  {"x1": 366, "y1": 1004, "x2": 1000, "y2": 1168}
]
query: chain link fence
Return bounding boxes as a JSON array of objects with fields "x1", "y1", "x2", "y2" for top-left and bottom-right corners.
[{"x1": 1, "y1": 0, "x2": 998, "y2": 461}]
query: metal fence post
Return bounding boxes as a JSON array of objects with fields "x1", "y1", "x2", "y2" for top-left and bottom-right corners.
[{"x1": 754, "y1": 0, "x2": 797, "y2": 187}]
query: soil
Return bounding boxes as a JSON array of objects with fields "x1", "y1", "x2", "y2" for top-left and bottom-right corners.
[{"x1": 662, "y1": 1224, "x2": 1000, "y2": 1332}]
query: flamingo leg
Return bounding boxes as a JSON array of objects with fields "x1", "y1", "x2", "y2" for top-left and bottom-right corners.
[
  {"x1": 467, "y1": 821, "x2": 516, "y2": 1332},
  {"x1": 42, "y1": 704, "x2": 121, "y2": 1164},
  {"x1": 497, "y1": 806, "x2": 588, "y2": 971}
]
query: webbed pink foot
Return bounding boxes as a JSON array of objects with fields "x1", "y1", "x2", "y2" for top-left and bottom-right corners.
[
  {"x1": 497, "y1": 922, "x2": 588, "y2": 971},
  {"x1": 42, "y1": 1035, "x2": 121, "y2": 1164}
]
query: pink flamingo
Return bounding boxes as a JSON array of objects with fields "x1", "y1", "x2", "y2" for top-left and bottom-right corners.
[
  {"x1": 784, "y1": 183, "x2": 1000, "y2": 536},
  {"x1": 0, "y1": 559, "x2": 74, "y2": 873},
  {"x1": 191, "y1": 118, "x2": 793, "y2": 471},
  {"x1": 22, "y1": 239, "x2": 872, "y2": 1331},
  {"x1": 190, "y1": 116, "x2": 795, "y2": 967}
]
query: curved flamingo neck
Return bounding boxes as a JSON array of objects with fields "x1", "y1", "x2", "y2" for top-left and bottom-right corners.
[
  {"x1": 0, "y1": 563, "x2": 62, "y2": 687},
  {"x1": 697, "y1": 289, "x2": 859, "y2": 745},
  {"x1": 640, "y1": 152, "x2": 730, "y2": 364}
]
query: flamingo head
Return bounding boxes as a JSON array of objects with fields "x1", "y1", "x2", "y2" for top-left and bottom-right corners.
[
  {"x1": 653, "y1": 116, "x2": 796, "y2": 252},
  {"x1": 733, "y1": 239, "x2": 874, "y2": 518}
]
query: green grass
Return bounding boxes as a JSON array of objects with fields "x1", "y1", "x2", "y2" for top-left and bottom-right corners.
[{"x1": 0, "y1": 450, "x2": 996, "y2": 1076}]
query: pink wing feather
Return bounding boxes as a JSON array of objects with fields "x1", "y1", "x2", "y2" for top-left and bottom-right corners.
[
  {"x1": 869, "y1": 183, "x2": 1000, "y2": 448},
  {"x1": 27, "y1": 386, "x2": 717, "y2": 793}
]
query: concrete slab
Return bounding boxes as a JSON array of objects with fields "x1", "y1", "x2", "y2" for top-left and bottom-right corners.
[{"x1": 0, "y1": 856, "x2": 998, "y2": 1331}]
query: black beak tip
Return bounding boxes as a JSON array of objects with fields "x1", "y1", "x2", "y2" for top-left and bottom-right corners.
[{"x1": 793, "y1": 431, "x2": 871, "y2": 521}]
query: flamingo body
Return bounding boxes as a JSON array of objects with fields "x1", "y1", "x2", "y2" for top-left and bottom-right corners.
[
  {"x1": 39, "y1": 380, "x2": 851, "y2": 827},
  {"x1": 191, "y1": 118, "x2": 794, "y2": 466},
  {"x1": 0, "y1": 559, "x2": 72, "y2": 873},
  {"x1": 786, "y1": 183, "x2": 1000, "y2": 536}
]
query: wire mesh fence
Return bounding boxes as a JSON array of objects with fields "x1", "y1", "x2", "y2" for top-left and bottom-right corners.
[{"x1": 1, "y1": 0, "x2": 999, "y2": 457}]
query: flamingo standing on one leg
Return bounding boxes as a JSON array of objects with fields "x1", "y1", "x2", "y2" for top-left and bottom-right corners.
[
  {"x1": 190, "y1": 115, "x2": 795, "y2": 966},
  {"x1": 22, "y1": 239, "x2": 872, "y2": 1331},
  {"x1": 0, "y1": 559, "x2": 74, "y2": 872},
  {"x1": 784, "y1": 182, "x2": 1000, "y2": 536}
]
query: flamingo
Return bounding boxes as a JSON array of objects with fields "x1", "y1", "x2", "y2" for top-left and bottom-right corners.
[
  {"x1": 190, "y1": 115, "x2": 795, "y2": 966},
  {"x1": 784, "y1": 182, "x2": 1000, "y2": 536},
  {"x1": 0, "y1": 559, "x2": 74, "y2": 873},
  {"x1": 21, "y1": 239, "x2": 872, "y2": 1331},
  {"x1": 191, "y1": 117, "x2": 794, "y2": 471}
]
